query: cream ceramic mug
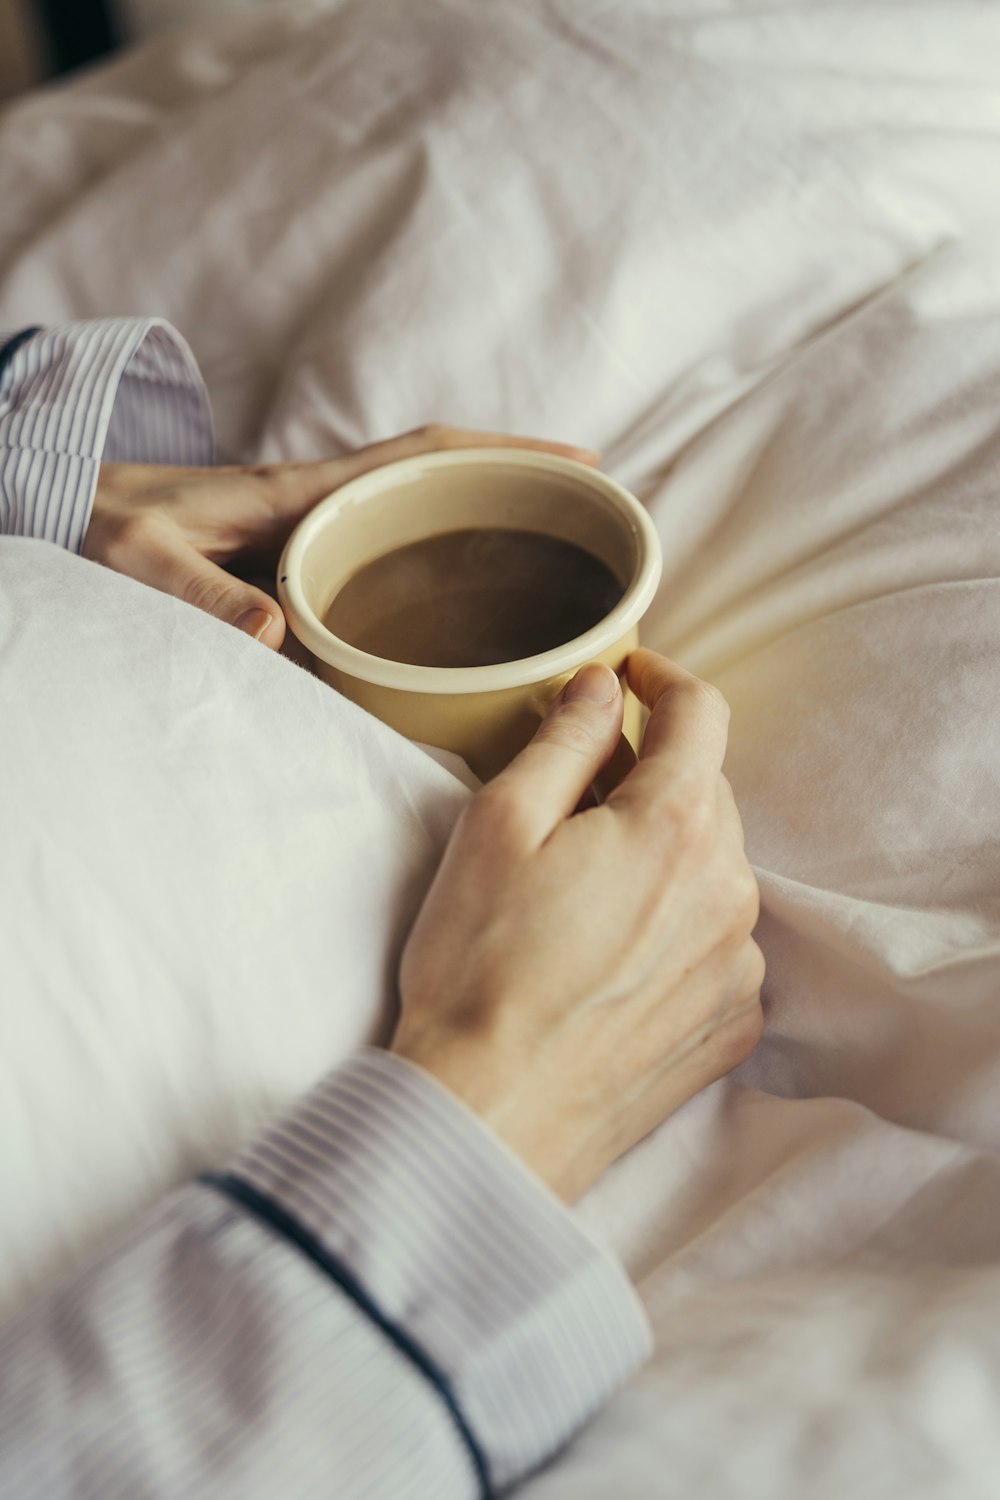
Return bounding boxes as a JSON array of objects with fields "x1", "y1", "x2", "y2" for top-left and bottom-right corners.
[{"x1": 277, "y1": 448, "x2": 663, "y2": 783}]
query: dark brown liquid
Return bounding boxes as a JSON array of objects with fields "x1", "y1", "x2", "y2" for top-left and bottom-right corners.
[{"x1": 324, "y1": 528, "x2": 624, "y2": 668}]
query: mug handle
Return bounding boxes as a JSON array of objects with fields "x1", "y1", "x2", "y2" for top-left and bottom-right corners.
[{"x1": 529, "y1": 666, "x2": 638, "y2": 805}]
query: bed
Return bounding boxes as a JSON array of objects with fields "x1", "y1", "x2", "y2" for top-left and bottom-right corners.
[{"x1": 2, "y1": 2, "x2": 1000, "y2": 1494}]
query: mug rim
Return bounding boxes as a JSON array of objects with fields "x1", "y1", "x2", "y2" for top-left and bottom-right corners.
[{"x1": 277, "y1": 447, "x2": 663, "y2": 695}]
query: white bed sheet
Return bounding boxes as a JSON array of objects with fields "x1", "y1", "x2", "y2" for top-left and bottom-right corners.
[{"x1": 3, "y1": 3, "x2": 1000, "y2": 1495}]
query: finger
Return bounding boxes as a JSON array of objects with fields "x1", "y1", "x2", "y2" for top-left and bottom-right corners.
[
  {"x1": 626, "y1": 648, "x2": 730, "y2": 764},
  {"x1": 115, "y1": 517, "x2": 286, "y2": 649},
  {"x1": 229, "y1": 425, "x2": 602, "y2": 530},
  {"x1": 608, "y1": 648, "x2": 730, "y2": 819},
  {"x1": 481, "y1": 663, "x2": 623, "y2": 847}
]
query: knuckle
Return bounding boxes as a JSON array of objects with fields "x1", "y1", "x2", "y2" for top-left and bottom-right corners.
[
  {"x1": 716, "y1": 983, "x2": 765, "y2": 1070},
  {"x1": 747, "y1": 940, "x2": 767, "y2": 993},
  {"x1": 697, "y1": 678, "x2": 731, "y2": 721},
  {"x1": 728, "y1": 998, "x2": 765, "y2": 1064},
  {"x1": 717, "y1": 772, "x2": 741, "y2": 823},
  {"x1": 730, "y1": 864, "x2": 761, "y2": 932},
  {"x1": 680, "y1": 676, "x2": 730, "y2": 726},
  {"x1": 184, "y1": 572, "x2": 237, "y2": 616}
]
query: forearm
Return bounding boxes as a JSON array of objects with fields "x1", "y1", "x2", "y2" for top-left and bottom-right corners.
[
  {"x1": 1, "y1": 1184, "x2": 476, "y2": 1498},
  {"x1": 0, "y1": 321, "x2": 212, "y2": 549},
  {"x1": 0, "y1": 1050, "x2": 650, "y2": 1499}
]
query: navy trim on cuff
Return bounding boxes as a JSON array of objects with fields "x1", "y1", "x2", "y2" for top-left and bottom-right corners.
[
  {"x1": 201, "y1": 1170, "x2": 495, "y2": 1500},
  {"x1": 0, "y1": 328, "x2": 41, "y2": 382}
]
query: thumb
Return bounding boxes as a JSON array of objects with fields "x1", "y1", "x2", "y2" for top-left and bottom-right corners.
[
  {"x1": 487, "y1": 663, "x2": 623, "y2": 845},
  {"x1": 120, "y1": 519, "x2": 287, "y2": 649}
]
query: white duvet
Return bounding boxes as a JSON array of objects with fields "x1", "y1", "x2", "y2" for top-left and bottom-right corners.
[{"x1": 2, "y1": 2, "x2": 1000, "y2": 1495}]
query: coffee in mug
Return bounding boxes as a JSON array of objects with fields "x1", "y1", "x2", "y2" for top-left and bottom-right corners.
[{"x1": 323, "y1": 527, "x2": 625, "y2": 669}]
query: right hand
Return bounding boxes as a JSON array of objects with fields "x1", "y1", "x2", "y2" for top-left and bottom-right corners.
[{"x1": 392, "y1": 648, "x2": 764, "y2": 1202}]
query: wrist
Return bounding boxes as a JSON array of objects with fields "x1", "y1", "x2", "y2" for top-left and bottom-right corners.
[
  {"x1": 81, "y1": 464, "x2": 114, "y2": 562},
  {"x1": 82, "y1": 465, "x2": 141, "y2": 567},
  {"x1": 389, "y1": 1029, "x2": 601, "y2": 1202}
]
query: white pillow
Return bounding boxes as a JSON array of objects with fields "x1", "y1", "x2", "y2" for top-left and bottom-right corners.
[{"x1": 0, "y1": 540, "x2": 468, "y2": 1320}]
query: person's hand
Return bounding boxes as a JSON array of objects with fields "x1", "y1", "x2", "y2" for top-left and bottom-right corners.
[
  {"x1": 392, "y1": 648, "x2": 764, "y2": 1203},
  {"x1": 84, "y1": 427, "x2": 599, "y2": 649}
]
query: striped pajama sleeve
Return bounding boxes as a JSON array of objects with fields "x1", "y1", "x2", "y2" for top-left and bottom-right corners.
[
  {"x1": 0, "y1": 1049, "x2": 651, "y2": 1499},
  {"x1": 0, "y1": 320, "x2": 214, "y2": 551}
]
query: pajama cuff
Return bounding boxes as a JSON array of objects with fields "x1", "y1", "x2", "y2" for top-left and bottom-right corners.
[
  {"x1": 0, "y1": 319, "x2": 214, "y2": 553},
  {"x1": 220, "y1": 1047, "x2": 652, "y2": 1495}
]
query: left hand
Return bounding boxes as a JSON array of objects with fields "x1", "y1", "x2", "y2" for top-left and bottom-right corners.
[{"x1": 84, "y1": 425, "x2": 599, "y2": 649}]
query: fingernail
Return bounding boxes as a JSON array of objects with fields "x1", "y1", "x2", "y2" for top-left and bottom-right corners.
[
  {"x1": 563, "y1": 663, "x2": 619, "y2": 705},
  {"x1": 235, "y1": 607, "x2": 274, "y2": 641}
]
